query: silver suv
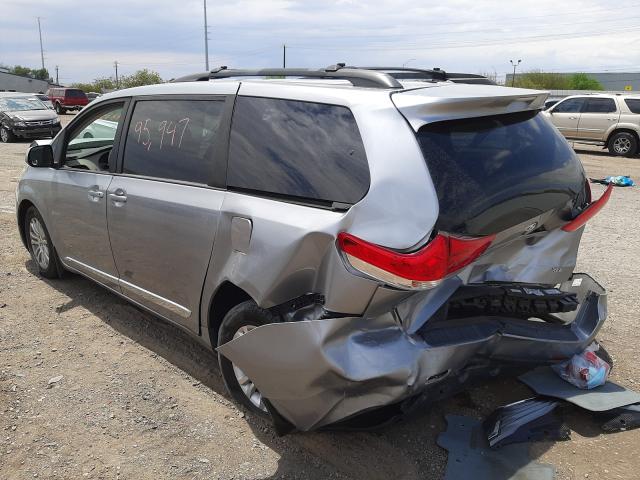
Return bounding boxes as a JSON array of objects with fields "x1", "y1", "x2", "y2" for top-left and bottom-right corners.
[
  {"x1": 543, "y1": 93, "x2": 640, "y2": 157},
  {"x1": 16, "y1": 66, "x2": 609, "y2": 432}
]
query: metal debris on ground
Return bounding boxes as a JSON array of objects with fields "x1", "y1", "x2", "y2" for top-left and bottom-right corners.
[
  {"x1": 483, "y1": 398, "x2": 570, "y2": 449},
  {"x1": 519, "y1": 367, "x2": 640, "y2": 411},
  {"x1": 437, "y1": 415, "x2": 555, "y2": 480}
]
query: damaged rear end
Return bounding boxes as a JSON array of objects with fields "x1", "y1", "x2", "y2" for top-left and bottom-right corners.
[{"x1": 217, "y1": 84, "x2": 610, "y2": 432}]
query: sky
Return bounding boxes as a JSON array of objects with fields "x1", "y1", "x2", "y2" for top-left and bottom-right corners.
[{"x1": 1, "y1": 0, "x2": 639, "y2": 85}]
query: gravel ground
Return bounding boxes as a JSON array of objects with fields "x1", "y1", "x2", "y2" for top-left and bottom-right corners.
[{"x1": 1, "y1": 115, "x2": 639, "y2": 479}]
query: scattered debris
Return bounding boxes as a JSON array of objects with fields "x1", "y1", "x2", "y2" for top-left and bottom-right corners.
[
  {"x1": 597, "y1": 403, "x2": 640, "y2": 433},
  {"x1": 552, "y1": 344, "x2": 610, "y2": 389},
  {"x1": 483, "y1": 398, "x2": 570, "y2": 449},
  {"x1": 590, "y1": 175, "x2": 635, "y2": 187},
  {"x1": 47, "y1": 375, "x2": 63, "y2": 388},
  {"x1": 438, "y1": 415, "x2": 555, "y2": 480},
  {"x1": 519, "y1": 367, "x2": 640, "y2": 411}
]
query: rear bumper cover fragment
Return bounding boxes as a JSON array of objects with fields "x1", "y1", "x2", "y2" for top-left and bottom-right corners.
[{"x1": 217, "y1": 274, "x2": 606, "y2": 431}]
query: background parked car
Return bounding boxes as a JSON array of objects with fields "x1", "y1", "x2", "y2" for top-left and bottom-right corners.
[
  {"x1": 0, "y1": 93, "x2": 61, "y2": 143},
  {"x1": 35, "y1": 94, "x2": 54, "y2": 109},
  {"x1": 86, "y1": 92, "x2": 102, "y2": 102},
  {"x1": 543, "y1": 94, "x2": 640, "y2": 156},
  {"x1": 46, "y1": 87, "x2": 89, "y2": 114}
]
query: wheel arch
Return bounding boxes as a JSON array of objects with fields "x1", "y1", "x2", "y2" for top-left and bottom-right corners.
[
  {"x1": 206, "y1": 281, "x2": 254, "y2": 347},
  {"x1": 606, "y1": 127, "x2": 640, "y2": 147},
  {"x1": 17, "y1": 199, "x2": 36, "y2": 249}
]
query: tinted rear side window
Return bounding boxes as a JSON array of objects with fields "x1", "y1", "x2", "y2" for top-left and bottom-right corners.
[
  {"x1": 228, "y1": 97, "x2": 369, "y2": 205},
  {"x1": 66, "y1": 89, "x2": 87, "y2": 98},
  {"x1": 416, "y1": 111, "x2": 585, "y2": 235},
  {"x1": 123, "y1": 99, "x2": 224, "y2": 184},
  {"x1": 584, "y1": 98, "x2": 616, "y2": 113},
  {"x1": 625, "y1": 99, "x2": 640, "y2": 113}
]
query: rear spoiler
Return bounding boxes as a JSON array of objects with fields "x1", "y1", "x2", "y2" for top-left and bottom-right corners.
[{"x1": 391, "y1": 84, "x2": 548, "y2": 131}]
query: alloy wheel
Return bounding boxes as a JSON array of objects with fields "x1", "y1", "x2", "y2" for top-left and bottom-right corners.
[
  {"x1": 231, "y1": 325, "x2": 268, "y2": 413},
  {"x1": 0, "y1": 128, "x2": 8, "y2": 143},
  {"x1": 29, "y1": 217, "x2": 50, "y2": 270},
  {"x1": 613, "y1": 137, "x2": 631, "y2": 154}
]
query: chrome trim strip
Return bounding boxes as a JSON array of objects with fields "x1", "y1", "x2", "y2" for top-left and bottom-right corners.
[
  {"x1": 64, "y1": 257, "x2": 119, "y2": 285},
  {"x1": 119, "y1": 278, "x2": 192, "y2": 319}
]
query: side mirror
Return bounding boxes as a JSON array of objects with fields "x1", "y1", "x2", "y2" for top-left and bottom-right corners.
[{"x1": 26, "y1": 144, "x2": 54, "y2": 168}]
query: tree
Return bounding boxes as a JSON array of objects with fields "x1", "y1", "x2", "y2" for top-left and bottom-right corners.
[
  {"x1": 567, "y1": 73, "x2": 604, "y2": 90},
  {"x1": 119, "y1": 69, "x2": 163, "y2": 88},
  {"x1": 11, "y1": 65, "x2": 33, "y2": 77},
  {"x1": 31, "y1": 68, "x2": 50, "y2": 81},
  {"x1": 513, "y1": 70, "x2": 570, "y2": 89}
]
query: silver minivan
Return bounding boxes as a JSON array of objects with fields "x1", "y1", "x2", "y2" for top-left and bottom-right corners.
[{"x1": 16, "y1": 66, "x2": 610, "y2": 432}]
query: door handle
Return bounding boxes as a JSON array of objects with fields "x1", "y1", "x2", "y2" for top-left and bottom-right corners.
[
  {"x1": 87, "y1": 189, "x2": 104, "y2": 201},
  {"x1": 569, "y1": 116, "x2": 578, "y2": 120},
  {"x1": 109, "y1": 188, "x2": 127, "y2": 204}
]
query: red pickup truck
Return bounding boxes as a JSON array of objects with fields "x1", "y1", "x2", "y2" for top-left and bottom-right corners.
[{"x1": 46, "y1": 88, "x2": 88, "y2": 114}]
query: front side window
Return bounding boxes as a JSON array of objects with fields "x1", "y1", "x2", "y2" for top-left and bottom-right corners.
[
  {"x1": 625, "y1": 99, "x2": 640, "y2": 114},
  {"x1": 583, "y1": 98, "x2": 616, "y2": 113},
  {"x1": 228, "y1": 97, "x2": 369, "y2": 205},
  {"x1": 122, "y1": 99, "x2": 224, "y2": 184},
  {"x1": 64, "y1": 103, "x2": 124, "y2": 171},
  {"x1": 552, "y1": 98, "x2": 585, "y2": 113}
]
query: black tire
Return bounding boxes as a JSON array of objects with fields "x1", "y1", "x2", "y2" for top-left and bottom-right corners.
[
  {"x1": 218, "y1": 300, "x2": 277, "y2": 418},
  {"x1": 24, "y1": 206, "x2": 63, "y2": 279},
  {"x1": 55, "y1": 103, "x2": 66, "y2": 115},
  {"x1": 0, "y1": 125, "x2": 15, "y2": 143},
  {"x1": 608, "y1": 131, "x2": 638, "y2": 157}
]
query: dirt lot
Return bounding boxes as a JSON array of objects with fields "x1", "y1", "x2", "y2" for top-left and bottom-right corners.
[{"x1": 1, "y1": 114, "x2": 639, "y2": 479}]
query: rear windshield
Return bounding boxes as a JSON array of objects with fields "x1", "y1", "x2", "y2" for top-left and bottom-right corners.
[
  {"x1": 65, "y1": 89, "x2": 87, "y2": 98},
  {"x1": 416, "y1": 111, "x2": 585, "y2": 235}
]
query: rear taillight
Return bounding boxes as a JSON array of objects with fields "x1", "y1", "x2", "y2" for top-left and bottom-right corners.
[
  {"x1": 562, "y1": 183, "x2": 612, "y2": 232},
  {"x1": 337, "y1": 232, "x2": 495, "y2": 290}
]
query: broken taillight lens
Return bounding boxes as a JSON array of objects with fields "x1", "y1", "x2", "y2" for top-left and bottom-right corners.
[
  {"x1": 562, "y1": 183, "x2": 613, "y2": 232},
  {"x1": 337, "y1": 232, "x2": 495, "y2": 290}
]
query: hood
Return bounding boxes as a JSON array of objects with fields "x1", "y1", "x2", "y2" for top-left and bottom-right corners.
[{"x1": 8, "y1": 109, "x2": 58, "y2": 122}]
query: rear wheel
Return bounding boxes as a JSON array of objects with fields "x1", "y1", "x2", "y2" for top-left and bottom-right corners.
[
  {"x1": 218, "y1": 300, "x2": 277, "y2": 417},
  {"x1": 608, "y1": 131, "x2": 638, "y2": 157},
  {"x1": 24, "y1": 206, "x2": 62, "y2": 278},
  {"x1": 0, "y1": 125, "x2": 15, "y2": 143}
]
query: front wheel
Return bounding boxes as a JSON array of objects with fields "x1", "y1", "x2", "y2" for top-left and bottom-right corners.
[
  {"x1": 218, "y1": 300, "x2": 277, "y2": 418},
  {"x1": 24, "y1": 207, "x2": 62, "y2": 278},
  {"x1": 608, "y1": 132, "x2": 638, "y2": 157},
  {"x1": 55, "y1": 103, "x2": 66, "y2": 115},
  {"x1": 0, "y1": 126, "x2": 15, "y2": 143}
]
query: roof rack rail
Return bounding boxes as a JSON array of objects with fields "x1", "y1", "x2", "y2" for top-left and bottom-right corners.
[
  {"x1": 172, "y1": 64, "x2": 403, "y2": 89},
  {"x1": 356, "y1": 67, "x2": 496, "y2": 85}
]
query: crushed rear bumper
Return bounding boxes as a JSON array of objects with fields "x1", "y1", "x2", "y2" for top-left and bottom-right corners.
[{"x1": 217, "y1": 274, "x2": 606, "y2": 431}]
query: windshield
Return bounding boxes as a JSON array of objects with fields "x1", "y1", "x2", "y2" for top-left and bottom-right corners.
[
  {"x1": 416, "y1": 111, "x2": 586, "y2": 235},
  {"x1": 0, "y1": 97, "x2": 47, "y2": 112}
]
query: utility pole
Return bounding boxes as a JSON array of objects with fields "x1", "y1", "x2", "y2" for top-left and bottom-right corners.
[
  {"x1": 55, "y1": 65, "x2": 59, "y2": 84},
  {"x1": 204, "y1": 0, "x2": 209, "y2": 71},
  {"x1": 510, "y1": 59, "x2": 522, "y2": 87},
  {"x1": 282, "y1": 44, "x2": 286, "y2": 68},
  {"x1": 114, "y1": 61, "x2": 119, "y2": 88},
  {"x1": 36, "y1": 17, "x2": 45, "y2": 70}
]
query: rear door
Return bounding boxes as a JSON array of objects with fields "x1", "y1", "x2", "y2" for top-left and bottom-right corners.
[
  {"x1": 548, "y1": 97, "x2": 586, "y2": 138},
  {"x1": 106, "y1": 95, "x2": 231, "y2": 332},
  {"x1": 576, "y1": 97, "x2": 619, "y2": 141}
]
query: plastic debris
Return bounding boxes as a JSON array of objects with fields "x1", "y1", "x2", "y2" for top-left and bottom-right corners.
[
  {"x1": 483, "y1": 398, "x2": 570, "y2": 449},
  {"x1": 590, "y1": 175, "x2": 634, "y2": 187},
  {"x1": 551, "y1": 343, "x2": 610, "y2": 389},
  {"x1": 438, "y1": 415, "x2": 555, "y2": 480},
  {"x1": 519, "y1": 367, "x2": 640, "y2": 411},
  {"x1": 597, "y1": 403, "x2": 640, "y2": 433}
]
